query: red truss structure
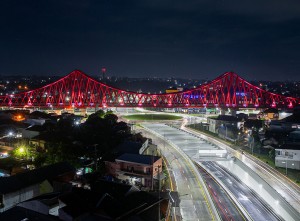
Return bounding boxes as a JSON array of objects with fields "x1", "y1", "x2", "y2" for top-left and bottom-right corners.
[{"x1": 0, "y1": 70, "x2": 299, "y2": 109}]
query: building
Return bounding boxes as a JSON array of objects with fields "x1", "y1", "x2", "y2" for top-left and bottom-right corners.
[
  {"x1": 0, "y1": 162, "x2": 75, "y2": 212},
  {"x1": 105, "y1": 153, "x2": 163, "y2": 189},
  {"x1": 275, "y1": 144, "x2": 300, "y2": 170},
  {"x1": 207, "y1": 115, "x2": 241, "y2": 133},
  {"x1": 0, "y1": 206, "x2": 59, "y2": 221},
  {"x1": 22, "y1": 125, "x2": 46, "y2": 139},
  {"x1": 58, "y1": 183, "x2": 168, "y2": 221},
  {"x1": 165, "y1": 87, "x2": 179, "y2": 93},
  {"x1": 259, "y1": 108, "x2": 279, "y2": 120},
  {"x1": 0, "y1": 179, "x2": 170, "y2": 221},
  {"x1": 113, "y1": 140, "x2": 148, "y2": 155},
  {"x1": 207, "y1": 115, "x2": 243, "y2": 141},
  {"x1": 265, "y1": 113, "x2": 300, "y2": 146},
  {"x1": 17, "y1": 192, "x2": 61, "y2": 216}
]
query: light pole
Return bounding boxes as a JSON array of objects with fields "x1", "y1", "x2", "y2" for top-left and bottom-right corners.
[
  {"x1": 248, "y1": 134, "x2": 254, "y2": 155},
  {"x1": 282, "y1": 161, "x2": 288, "y2": 176},
  {"x1": 222, "y1": 124, "x2": 227, "y2": 140},
  {"x1": 156, "y1": 165, "x2": 162, "y2": 221},
  {"x1": 8, "y1": 132, "x2": 13, "y2": 147},
  {"x1": 163, "y1": 133, "x2": 165, "y2": 151}
]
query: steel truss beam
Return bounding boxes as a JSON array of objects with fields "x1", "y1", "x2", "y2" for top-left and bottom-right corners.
[{"x1": 0, "y1": 70, "x2": 299, "y2": 109}]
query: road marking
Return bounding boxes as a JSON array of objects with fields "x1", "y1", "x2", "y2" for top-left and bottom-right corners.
[{"x1": 142, "y1": 125, "x2": 218, "y2": 221}]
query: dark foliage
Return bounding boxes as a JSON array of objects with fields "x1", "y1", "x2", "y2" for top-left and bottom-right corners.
[{"x1": 36, "y1": 111, "x2": 130, "y2": 169}]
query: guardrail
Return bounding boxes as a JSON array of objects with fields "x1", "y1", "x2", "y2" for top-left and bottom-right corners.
[
  {"x1": 197, "y1": 160, "x2": 253, "y2": 221},
  {"x1": 141, "y1": 124, "x2": 221, "y2": 221},
  {"x1": 183, "y1": 125, "x2": 300, "y2": 221}
]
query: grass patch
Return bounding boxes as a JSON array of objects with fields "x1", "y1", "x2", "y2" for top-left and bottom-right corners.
[{"x1": 123, "y1": 114, "x2": 182, "y2": 121}]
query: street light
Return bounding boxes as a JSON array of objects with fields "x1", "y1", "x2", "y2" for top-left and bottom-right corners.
[
  {"x1": 16, "y1": 146, "x2": 28, "y2": 161},
  {"x1": 8, "y1": 131, "x2": 14, "y2": 147},
  {"x1": 248, "y1": 134, "x2": 254, "y2": 155},
  {"x1": 282, "y1": 161, "x2": 287, "y2": 176}
]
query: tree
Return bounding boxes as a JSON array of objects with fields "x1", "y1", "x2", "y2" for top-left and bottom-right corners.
[
  {"x1": 12, "y1": 142, "x2": 37, "y2": 162},
  {"x1": 269, "y1": 149, "x2": 275, "y2": 161},
  {"x1": 104, "y1": 113, "x2": 118, "y2": 126},
  {"x1": 33, "y1": 152, "x2": 47, "y2": 168},
  {"x1": 35, "y1": 110, "x2": 129, "y2": 168},
  {"x1": 97, "y1": 110, "x2": 106, "y2": 118}
]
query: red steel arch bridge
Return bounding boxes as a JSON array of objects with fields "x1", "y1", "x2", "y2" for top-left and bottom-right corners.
[{"x1": 0, "y1": 70, "x2": 299, "y2": 109}]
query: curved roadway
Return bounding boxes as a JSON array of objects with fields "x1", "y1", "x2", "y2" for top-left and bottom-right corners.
[
  {"x1": 196, "y1": 164, "x2": 247, "y2": 221},
  {"x1": 142, "y1": 123, "x2": 286, "y2": 221},
  {"x1": 138, "y1": 126, "x2": 219, "y2": 221},
  {"x1": 183, "y1": 124, "x2": 300, "y2": 215}
]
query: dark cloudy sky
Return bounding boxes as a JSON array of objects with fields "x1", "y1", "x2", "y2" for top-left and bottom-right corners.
[{"x1": 1, "y1": 0, "x2": 300, "y2": 80}]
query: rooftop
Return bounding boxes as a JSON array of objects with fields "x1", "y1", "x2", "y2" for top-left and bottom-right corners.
[
  {"x1": 116, "y1": 153, "x2": 161, "y2": 165},
  {"x1": 0, "y1": 206, "x2": 59, "y2": 221},
  {"x1": 0, "y1": 162, "x2": 75, "y2": 194},
  {"x1": 281, "y1": 114, "x2": 300, "y2": 123},
  {"x1": 209, "y1": 115, "x2": 239, "y2": 122},
  {"x1": 26, "y1": 124, "x2": 46, "y2": 132},
  {"x1": 278, "y1": 143, "x2": 300, "y2": 150},
  {"x1": 91, "y1": 179, "x2": 138, "y2": 199},
  {"x1": 114, "y1": 141, "x2": 143, "y2": 155},
  {"x1": 263, "y1": 108, "x2": 279, "y2": 113}
]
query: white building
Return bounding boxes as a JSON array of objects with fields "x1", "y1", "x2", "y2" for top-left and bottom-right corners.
[{"x1": 275, "y1": 147, "x2": 300, "y2": 170}]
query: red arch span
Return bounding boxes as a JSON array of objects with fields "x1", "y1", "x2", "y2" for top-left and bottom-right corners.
[{"x1": 0, "y1": 70, "x2": 299, "y2": 109}]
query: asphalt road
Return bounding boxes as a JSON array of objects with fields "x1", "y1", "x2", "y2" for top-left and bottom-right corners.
[
  {"x1": 239, "y1": 153, "x2": 300, "y2": 213},
  {"x1": 196, "y1": 164, "x2": 247, "y2": 221},
  {"x1": 138, "y1": 126, "x2": 217, "y2": 221},
  {"x1": 202, "y1": 161, "x2": 283, "y2": 221},
  {"x1": 142, "y1": 123, "x2": 286, "y2": 221},
  {"x1": 183, "y1": 125, "x2": 300, "y2": 216}
]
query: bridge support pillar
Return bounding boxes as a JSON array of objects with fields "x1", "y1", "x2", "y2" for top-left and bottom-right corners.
[
  {"x1": 230, "y1": 109, "x2": 237, "y2": 117},
  {"x1": 220, "y1": 109, "x2": 226, "y2": 115}
]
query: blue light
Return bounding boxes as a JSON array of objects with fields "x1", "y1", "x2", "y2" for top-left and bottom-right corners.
[
  {"x1": 236, "y1": 92, "x2": 246, "y2": 96},
  {"x1": 184, "y1": 94, "x2": 204, "y2": 99}
]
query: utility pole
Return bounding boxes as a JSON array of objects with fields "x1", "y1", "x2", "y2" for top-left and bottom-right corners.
[
  {"x1": 251, "y1": 135, "x2": 254, "y2": 155},
  {"x1": 158, "y1": 165, "x2": 161, "y2": 221},
  {"x1": 151, "y1": 151, "x2": 154, "y2": 191},
  {"x1": 283, "y1": 161, "x2": 288, "y2": 176}
]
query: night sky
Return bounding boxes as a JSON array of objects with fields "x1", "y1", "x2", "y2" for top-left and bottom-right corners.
[{"x1": 1, "y1": 0, "x2": 300, "y2": 80}]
